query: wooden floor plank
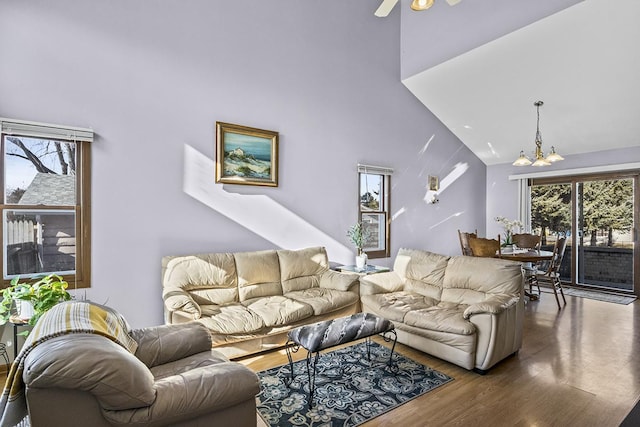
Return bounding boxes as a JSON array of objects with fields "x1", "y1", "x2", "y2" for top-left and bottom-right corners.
[{"x1": 242, "y1": 293, "x2": 640, "y2": 426}]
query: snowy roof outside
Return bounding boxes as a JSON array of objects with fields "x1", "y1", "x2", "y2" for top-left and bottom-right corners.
[{"x1": 19, "y1": 173, "x2": 75, "y2": 205}]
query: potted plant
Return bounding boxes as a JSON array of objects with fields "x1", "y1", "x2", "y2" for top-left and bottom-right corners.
[
  {"x1": 347, "y1": 222, "x2": 370, "y2": 269},
  {"x1": 494, "y1": 216, "x2": 524, "y2": 248},
  {"x1": 0, "y1": 274, "x2": 72, "y2": 328}
]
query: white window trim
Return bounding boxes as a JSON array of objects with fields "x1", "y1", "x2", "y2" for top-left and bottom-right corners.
[{"x1": 1, "y1": 117, "x2": 93, "y2": 142}]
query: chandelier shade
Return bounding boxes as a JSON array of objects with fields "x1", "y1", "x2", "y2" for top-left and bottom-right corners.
[{"x1": 513, "y1": 100, "x2": 563, "y2": 167}]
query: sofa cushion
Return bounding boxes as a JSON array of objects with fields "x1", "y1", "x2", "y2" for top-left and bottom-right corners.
[
  {"x1": 243, "y1": 295, "x2": 314, "y2": 327},
  {"x1": 403, "y1": 303, "x2": 475, "y2": 335},
  {"x1": 442, "y1": 256, "x2": 523, "y2": 304},
  {"x1": 361, "y1": 291, "x2": 438, "y2": 323},
  {"x1": 234, "y1": 250, "x2": 283, "y2": 301},
  {"x1": 400, "y1": 249, "x2": 449, "y2": 299},
  {"x1": 163, "y1": 253, "x2": 238, "y2": 306},
  {"x1": 149, "y1": 351, "x2": 229, "y2": 381},
  {"x1": 199, "y1": 303, "x2": 266, "y2": 334},
  {"x1": 278, "y1": 246, "x2": 329, "y2": 293},
  {"x1": 131, "y1": 323, "x2": 212, "y2": 368},
  {"x1": 285, "y1": 287, "x2": 358, "y2": 315}
]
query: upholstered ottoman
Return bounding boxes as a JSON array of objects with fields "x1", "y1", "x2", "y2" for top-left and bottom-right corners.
[{"x1": 285, "y1": 312, "x2": 397, "y2": 406}]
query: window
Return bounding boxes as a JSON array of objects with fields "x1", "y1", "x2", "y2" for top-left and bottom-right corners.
[
  {"x1": 1, "y1": 118, "x2": 92, "y2": 288},
  {"x1": 358, "y1": 164, "x2": 392, "y2": 259}
]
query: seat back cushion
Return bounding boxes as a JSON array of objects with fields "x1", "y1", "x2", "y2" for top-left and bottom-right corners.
[
  {"x1": 278, "y1": 246, "x2": 328, "y2": 293},
  {"x1": 235, "y1": 249, "x2": 282, "y2": 301},
  {"x1": 399, "y1": 248, "x2": 450, "y2": 300},
  {"x1": 163, "y1": 253, "x2": 238, "y2": 306},
  {"x1": 442, "y1": 256, "x2": 523, "y2": 304}
]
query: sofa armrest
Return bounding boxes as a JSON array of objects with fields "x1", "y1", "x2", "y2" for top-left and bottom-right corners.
[
  {"x1": 463, "y1": 294, "x2": 520, "y2": 319},
  {"x1": 102, "y1": 362, "x2": 260, "y2": 424},
  {"x1": 130, "y1": 322, "x2": 213, "y2": 368},
  {"x1": 359, "y1": 271, "x2": 404, "y2": 296},
  {"x1": 319, "y1": 269, "x2": 359, "y2": 291},
  {"x1": 162, "y1": 289, "x2": 201, "y2": 320}
]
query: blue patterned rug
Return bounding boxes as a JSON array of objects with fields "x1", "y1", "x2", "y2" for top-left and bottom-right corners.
[{"x1": 256, "y1": 341, "x2": 453, "y2": 427}]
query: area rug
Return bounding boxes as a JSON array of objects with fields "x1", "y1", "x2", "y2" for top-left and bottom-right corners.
[
  {"x1": 563, "y1": 287, "x2": 636, "y2": 305},
  {"x1": 256, "y1": 341, "x2": 453, "y2": 427}
]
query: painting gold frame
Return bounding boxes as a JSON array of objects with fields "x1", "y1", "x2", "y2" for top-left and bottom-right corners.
[{"x1": 215, "y1": 122, "x2": 279, "y2": 187}]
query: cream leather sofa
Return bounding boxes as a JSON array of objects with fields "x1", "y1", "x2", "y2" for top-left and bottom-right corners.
[
  {"x1": 360, "y1": 248, "x2": 524, "y2": 372},
  {"x1": 162, "y1": 246, "x2": 360, "y2": 358},
  {"x1": 22, "y1": 306, "x2": 260, "y2": 427}
]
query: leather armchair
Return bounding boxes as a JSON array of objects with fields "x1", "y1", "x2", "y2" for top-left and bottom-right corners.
[{"x1": 22, "y1": 320, "x2": 260, "y2": 426}]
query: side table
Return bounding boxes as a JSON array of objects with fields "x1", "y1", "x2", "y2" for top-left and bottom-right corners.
[
  {"x1": 334, "y1": 264, "x2": 390, "y2": 275},
  {"x1": 9, "y1": 316, "x2": 30, "y2": 359}
]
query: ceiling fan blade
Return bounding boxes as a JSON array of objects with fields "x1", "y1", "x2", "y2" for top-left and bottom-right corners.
[
  {"x1": 374, "y1": 0, "x2": 399, "y2": 17},
  {"x1": 446, "y1": 0, "x2": 462, "y2": 5}
]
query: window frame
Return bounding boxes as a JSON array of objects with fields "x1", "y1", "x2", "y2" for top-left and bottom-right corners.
[
  {"x1": 358, "y1": 165, "x2": 392, "y2": 259},
  {"x1": 1, "y1": 120, "x2": 92, "y2": 288}
]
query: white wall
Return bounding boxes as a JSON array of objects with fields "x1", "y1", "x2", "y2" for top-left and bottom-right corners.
[{"x1": 0, "y1": 0, "x2": 486, "y2": 329}]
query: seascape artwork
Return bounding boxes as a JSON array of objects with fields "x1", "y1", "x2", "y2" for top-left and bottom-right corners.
[{"x1": 222, "y1": 131, "x2": 272, "y2": 180}]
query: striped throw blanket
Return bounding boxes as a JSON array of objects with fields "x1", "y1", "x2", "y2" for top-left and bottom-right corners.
[{"x1": 0, "y1": 301, "x2": 138, "y2": 427}]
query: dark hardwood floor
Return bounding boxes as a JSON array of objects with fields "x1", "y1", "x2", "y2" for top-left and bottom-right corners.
[{"x1": 242, "y1": 292, "x2": 640, "y2": 426}]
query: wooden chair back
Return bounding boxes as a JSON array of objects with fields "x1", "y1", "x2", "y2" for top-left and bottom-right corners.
[
  {"x1": 512, "y1": 233, "x2": 541, "y2": 250},
  {"x1": 547, "y1": 237, "x2": 567, "y2": 275},
  {"x1": 468, "y1": 235, "x2": 501, "y2": 258},
  {"x1": 458, "y1": 229, "x2": 478, "y2": 256}
]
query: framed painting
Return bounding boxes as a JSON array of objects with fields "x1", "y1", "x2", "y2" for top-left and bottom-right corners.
[
  {"x1": 428, "y1": 175, "x2": 439, "y2": 191},
  {"x1": 215, "y1": 122, "x2": 279, "y2": 187}
]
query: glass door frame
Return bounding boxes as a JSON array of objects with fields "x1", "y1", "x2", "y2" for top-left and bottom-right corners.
[{"x1": 531, "y1": 171, "x2": 639, "y2": 297}]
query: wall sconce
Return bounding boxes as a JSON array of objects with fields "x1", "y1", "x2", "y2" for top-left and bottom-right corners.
[{"x1": 427, "y1": 175, "x2": 439, "y2": 204}]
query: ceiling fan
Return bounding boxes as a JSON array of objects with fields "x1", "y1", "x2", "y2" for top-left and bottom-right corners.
[{"x1": 375, "y1": 0, "x2": 462, "y2": 17}]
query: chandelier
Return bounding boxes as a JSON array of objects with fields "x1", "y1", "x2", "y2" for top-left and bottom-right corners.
[{"x1": 513, "y1": 101, "x2": 564, "y2": 167}]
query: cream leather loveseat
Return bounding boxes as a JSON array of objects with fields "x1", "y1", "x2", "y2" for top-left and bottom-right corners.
[
  {"x1": 360, "y1": 248, "x2": 524, "y2": 372},
  {"x1": 162, "y1": 246, "x2": 360, "y2": 358}
]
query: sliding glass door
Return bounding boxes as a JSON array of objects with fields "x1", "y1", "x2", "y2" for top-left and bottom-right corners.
[
  {"x1": 531, "y1": 173, "x2": 638, "y2": 295},
  {"x1": 576, "y1": 177, "x2": 635, "y2": 291}
]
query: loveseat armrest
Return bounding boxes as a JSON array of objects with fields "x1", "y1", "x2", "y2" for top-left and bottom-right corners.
[
  {"x1": 102, "y1": 362, "x2": 260, "y2": 425},
  {"x1": 319, "y1": 269, "x2": 359, "y2": 291},
  {"x1": 130, "y1": 322, "x2": 213, "y2": 368},
  {"x1": 359, "y1": 271, "x2": 404, "y2": 296},
  {"x1": 463, "y1": 294, "x2": 520, "y2": 319},
  {"x1": 162, "y1": 289, "x2": 201, "y2": 321}
]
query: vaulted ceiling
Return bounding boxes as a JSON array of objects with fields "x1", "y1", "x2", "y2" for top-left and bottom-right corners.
[{"x1": 399, "y1": 0, "x2": 640, "y2": 166}]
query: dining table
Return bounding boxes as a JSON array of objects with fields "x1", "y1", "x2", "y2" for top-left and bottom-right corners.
[
  {"x1": 498, "y1": 248, "x2": 555, "y2": 300},
  {"x1": 499, "y1": 248, "x2": 554, "y2": 263}
]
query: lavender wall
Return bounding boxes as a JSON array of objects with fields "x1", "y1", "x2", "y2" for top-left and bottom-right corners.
[
  {"x1": 399, "y1": 0, "x2": 582, "y2": 80},
  {"x1": 487, "y1": 146, "x2": 640, "y2": 238},
  {"x1": 0, "y1": 0, "x2": 485, "y2": 328}
]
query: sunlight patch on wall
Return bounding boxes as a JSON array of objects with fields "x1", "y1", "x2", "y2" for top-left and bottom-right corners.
[
  {"x1": 182, "y1": 144, "x2": 353, "y2": 263},
  {"x1": 429, "y1": 211, "x2": 464, "y2": 230},
  {"x1": 391, "y1": 206, "x2": 406, "y2": 221},
  {"x1": 419, "y1": 134, "x2": 435, "y2": 155}
]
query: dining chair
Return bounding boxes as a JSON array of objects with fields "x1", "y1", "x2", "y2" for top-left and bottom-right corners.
[
  {"x1": 468, "y1": 235, "x2": 501, "y2": 258},
  {"x1": 512, "y1": 233, "x2": 542, "y2": 297},
  {"x1": 534, "y1": 237, "x2": 568, "y2": 309},
  {"x1": 458, "y1": 229, "x2": 478, "y2": 256},
  {"x1": 512, "y1": 233, "x2": 541, "y2": 250}
]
